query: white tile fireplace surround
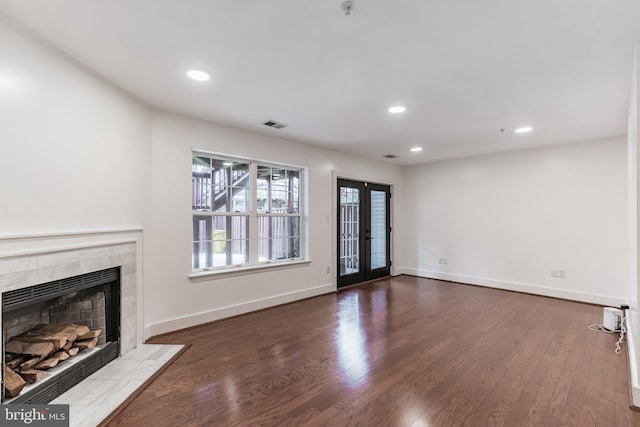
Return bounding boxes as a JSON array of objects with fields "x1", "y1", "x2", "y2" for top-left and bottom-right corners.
[
  {"x1": 0, "y1": 230, "x2": 183, "y2": 426},
  {"x1": 0, "y1": 230, "x2": 142, "y2": 355}
]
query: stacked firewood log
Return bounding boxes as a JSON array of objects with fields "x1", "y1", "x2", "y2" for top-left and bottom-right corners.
[{"x1": 3, "y1": 323, "x2": 101, "y2": 398}]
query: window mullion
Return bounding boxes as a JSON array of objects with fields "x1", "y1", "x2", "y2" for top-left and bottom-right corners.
[
  {"x1": 249, "y1": 162, "x2": 259, "y2": 264},
  {"x1": 257, "y1": 213, "x2": 300, "y2": 217},
  {"x1": 300, "y1": 171, "x2": 305, "y2": 260}
]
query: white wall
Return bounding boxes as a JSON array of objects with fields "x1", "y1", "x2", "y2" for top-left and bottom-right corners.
[
  {"x1": 402, "y1": 138, "x2": 628, "y2": 306},
  {"x1": 144, "y1": 110, "x2": 404, "y2": 337},
  {"x1": 0, "y1": 18, "x2": 151, "y2": 234},
  {"x1": 628, "y1": 44, "x2": 640, "y2": 405},
  {"x1": 0, "y1": 18, "x2": 151, "y2": 348}
]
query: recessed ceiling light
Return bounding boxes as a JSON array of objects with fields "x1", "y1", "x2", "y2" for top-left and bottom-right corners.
[
  {"x1": 515, "y1": 126, "x2": 533, "y2": 134},
  {"x1": 388, "y1": 106, "x2": 406, "y2": 114},
  {"x1": 410, "y1": 147, "x2": 423, "y2": 153},
  {"x1": 186, "y1": 70, "x2": 211, "y2": 82}
]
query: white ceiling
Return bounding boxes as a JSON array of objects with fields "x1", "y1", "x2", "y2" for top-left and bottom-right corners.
[{"x1": 2, "y1": 0, "x2": 640, "y2": 165}]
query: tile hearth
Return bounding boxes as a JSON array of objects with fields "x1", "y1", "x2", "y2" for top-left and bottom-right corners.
[{"x1": 51, "y1": 344, "x2": 183, "y2": 427}]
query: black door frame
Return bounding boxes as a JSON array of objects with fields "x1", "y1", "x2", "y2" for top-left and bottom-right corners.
[{"x1": 337, "y1": 178, "x2": 391, "y2": 288}]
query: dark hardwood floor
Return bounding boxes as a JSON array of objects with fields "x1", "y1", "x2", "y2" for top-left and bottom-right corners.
[{"x1": 106, "y1": 276, "x2": 640, "y2": 426}]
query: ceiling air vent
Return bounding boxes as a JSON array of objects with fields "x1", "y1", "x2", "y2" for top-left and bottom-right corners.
[
  {"x1": 383, "y1": 154, "x2": 398, "y2": 159},
  {"x1": 263, "y1": 120, "x2": 288, "y2": 130}
]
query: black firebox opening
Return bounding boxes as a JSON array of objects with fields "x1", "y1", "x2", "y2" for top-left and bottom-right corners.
[{"x1": 2, "y1": 267, "x2": 121, "y2": 404}]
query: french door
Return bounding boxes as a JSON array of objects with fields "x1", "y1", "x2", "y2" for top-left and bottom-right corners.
[{"x1": 337, "y1": 179, "x2": 391, "y2": 288}]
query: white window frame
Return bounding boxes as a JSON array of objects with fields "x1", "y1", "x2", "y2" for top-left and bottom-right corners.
[{"x1": 191, "y1": 150, "x2": 308, "y2": 278}]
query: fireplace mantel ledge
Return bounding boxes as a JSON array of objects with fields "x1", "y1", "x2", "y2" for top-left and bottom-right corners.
[
  {"x1": 0, "y1": 238, "x2": 140, "y2": 259},
  {"x1": 0, "y1": 228, "x2": 143, "y2": 260},
  {"x1": 0, "y1": 227, "x2": 142, "y2": 242}
]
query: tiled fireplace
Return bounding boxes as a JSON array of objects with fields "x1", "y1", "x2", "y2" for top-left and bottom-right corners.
[{"x1": 0, "y1": 233, "x2": 141, "y2": 405}]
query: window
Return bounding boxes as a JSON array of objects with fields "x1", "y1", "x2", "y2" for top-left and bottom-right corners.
[
  {"x1": 257, "y1": 165, "x2": 301, "y2": 261},
  {"x1": 192, "y1": 152, "x2": 305, "y2": 271}
]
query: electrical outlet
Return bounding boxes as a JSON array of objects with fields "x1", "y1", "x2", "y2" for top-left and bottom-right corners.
[
  {"x1": 326, "y1": 266, "x2": 331, "y2": 274},
  {"x1": 439, "y1": 257, "x2": 448, "y2": 265},
  {"x1": 551, "y1": 269, "x2": 566, "y2": 278}
]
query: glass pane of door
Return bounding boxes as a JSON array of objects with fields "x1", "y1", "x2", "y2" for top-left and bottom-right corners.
[
  {"x1": 369, "y1": 190, "x2": 387, "y2": 270},
  {"x1": 339, "y1": 185, "x2": 361, "y2": 277}
]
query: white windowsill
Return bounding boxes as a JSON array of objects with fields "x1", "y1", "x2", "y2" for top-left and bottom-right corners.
[{"x1": 189, "y1": 258, "x2": 312, "y2": 281}]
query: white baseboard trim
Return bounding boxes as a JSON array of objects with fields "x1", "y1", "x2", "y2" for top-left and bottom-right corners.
[
  {"x1": 400, "y1": 268, "x2": 627, "y2": 307},
  {"x1": 144, "y1": 282, "x2": 335, "y2": 339},
  {"x1": 626, "y1": 316, "x2": 640, "y2": 407}
]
